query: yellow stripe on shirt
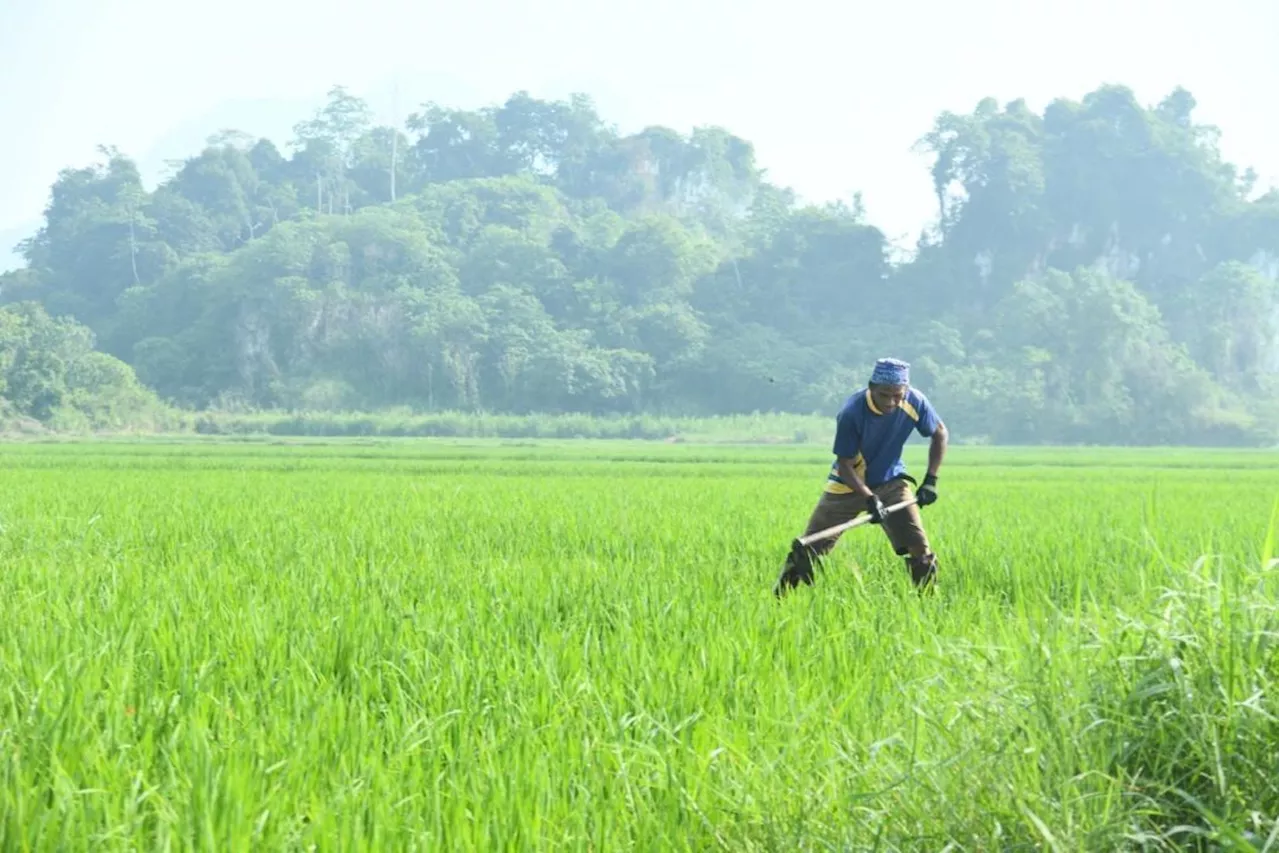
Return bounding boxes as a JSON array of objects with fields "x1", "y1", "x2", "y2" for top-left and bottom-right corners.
[{"x1": 824, "y1": 452, "x2": 867, "y2": 494}]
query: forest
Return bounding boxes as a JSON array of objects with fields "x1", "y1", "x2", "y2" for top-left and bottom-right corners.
[{"x1": 0, "y1": 83, "x2": 1276, "y2": 444}]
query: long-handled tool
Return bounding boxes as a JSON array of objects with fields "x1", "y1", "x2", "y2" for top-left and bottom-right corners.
[{"x1": 773, "y1": 497, "x2": 917, "y2": 597}]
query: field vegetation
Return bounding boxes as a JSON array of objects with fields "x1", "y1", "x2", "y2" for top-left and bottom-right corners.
[{"x1": 0, "y1": 440, "x2": 1275, "y2": 850}]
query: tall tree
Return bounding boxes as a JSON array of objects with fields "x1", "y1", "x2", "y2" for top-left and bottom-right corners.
[{"x1": 290, "y1": 86, "x2": 374, "y2": 215}]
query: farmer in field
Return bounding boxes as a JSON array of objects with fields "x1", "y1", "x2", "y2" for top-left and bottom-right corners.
[{"x1": 775, "y1": 357, "x2": 948, "y2": 595}]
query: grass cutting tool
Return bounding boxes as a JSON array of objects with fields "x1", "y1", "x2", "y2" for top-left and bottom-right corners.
[{"x1": 772, "y1": 497, "x2": 918, "y2": 597}]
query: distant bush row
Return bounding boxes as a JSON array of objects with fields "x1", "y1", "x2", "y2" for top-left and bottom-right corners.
[{"x1": 186, "y1": 409, "x2": 833, "y2": 444}]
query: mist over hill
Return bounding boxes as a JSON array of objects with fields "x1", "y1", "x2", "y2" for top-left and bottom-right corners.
[{"x1": 1, "y1": 82, "x2": 1276, "y2": 445}]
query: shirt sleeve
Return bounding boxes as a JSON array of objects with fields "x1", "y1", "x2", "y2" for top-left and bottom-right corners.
[
  {"x1": 914, "y1": 392, "x2": 941, "y2": 438},
  {"x1": 832, "y1": 406, "x2": 861, "y2": 458}
]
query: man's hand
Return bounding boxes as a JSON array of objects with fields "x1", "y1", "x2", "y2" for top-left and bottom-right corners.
[
  {"x1": 865, "y1": 493, "x2": 887, "y2": 524},
  {"x1": 916, "y1": 473, "x2": 938, "y2": 508}
]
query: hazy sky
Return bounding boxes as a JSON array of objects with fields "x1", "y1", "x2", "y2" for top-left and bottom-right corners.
[{"x1": 2, "y1": 0, "x2": 1277, "y2": 264}]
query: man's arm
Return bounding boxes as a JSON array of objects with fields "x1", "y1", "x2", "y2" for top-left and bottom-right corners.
[
  {"x1": 831, "y1": 406, "x2": 872, "y2": 499},
  {"x1": 835, "y1": 456, "x2": 874, "y2": 499},
  {"x1": 926, "y1": 421, "x2": 948, "y2": 477}
]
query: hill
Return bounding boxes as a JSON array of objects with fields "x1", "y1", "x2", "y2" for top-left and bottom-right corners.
[{"x1": 1, "y1": 83, "x2": 1276, "y2": 444}]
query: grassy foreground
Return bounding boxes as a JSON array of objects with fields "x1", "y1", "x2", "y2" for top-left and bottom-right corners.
[{"x1": 0, "y1": 440, "x2": 1276, "y2": 850}]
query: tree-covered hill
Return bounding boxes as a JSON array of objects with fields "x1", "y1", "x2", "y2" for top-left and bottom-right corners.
[{"x1": 1, "y1": 83, "x2": 1276, "y2": 444}]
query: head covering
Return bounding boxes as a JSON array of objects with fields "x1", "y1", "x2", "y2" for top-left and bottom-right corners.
[{"x1": 870, "y1": 357, "x2": 910, "y2": 386}]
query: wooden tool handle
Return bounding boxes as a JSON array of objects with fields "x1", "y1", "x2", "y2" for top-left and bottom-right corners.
[{"x1": 795, "y1": 497, "x2": 918, "y2": 547}]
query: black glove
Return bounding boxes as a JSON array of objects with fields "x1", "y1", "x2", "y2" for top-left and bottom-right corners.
[
  {"x1": 916, "y1": 473, "x2": 938, "y2": 508},
  {"x1": 865, "y1": 493, "x2": 887, "y2": 524}
]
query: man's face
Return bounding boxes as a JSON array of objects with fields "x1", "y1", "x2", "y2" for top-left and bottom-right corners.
[{"x1": 869, "y1": 383, "x2": 907, "y2": 414}]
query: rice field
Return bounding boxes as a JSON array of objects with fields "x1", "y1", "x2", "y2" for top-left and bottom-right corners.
[{"x1": 0, "y1": 439, "x2": 1276, "y2": 851}]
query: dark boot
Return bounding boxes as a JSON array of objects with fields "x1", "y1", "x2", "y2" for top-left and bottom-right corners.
[
  {"x1": 774, "y1": 540, "x2": 820, "y2": 597},
  {"x1": 906, "y1": 552, "x2": 938, "y2": 592}
]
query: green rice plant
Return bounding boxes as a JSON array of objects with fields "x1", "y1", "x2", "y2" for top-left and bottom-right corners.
[{"x1": 0, "y1": 441, "x2": 1274, "y2": 850}]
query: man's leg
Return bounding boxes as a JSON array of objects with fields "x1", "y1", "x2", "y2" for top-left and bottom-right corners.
[
  {"x1": 775, "y1": 491, "x2": 866, "y2": 595},
  {"x1": 802, "y1": 491, "x2": 866, "y2": 558},
  {"x1": 874, "y1": 479, "x2": 939, "y2": 590}
]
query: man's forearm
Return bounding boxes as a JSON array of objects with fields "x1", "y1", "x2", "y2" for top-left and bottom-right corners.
[
  {"x1": 836, "y1": 457, "x2": 874, "y2": 498},
  {"x1": 927, "y1": 424, "x2": 948, "y2": 477}
]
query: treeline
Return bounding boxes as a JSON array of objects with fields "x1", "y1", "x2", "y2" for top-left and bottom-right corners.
[
  {"x1": 0, "y1": 83, "x2": 1276, "y2": 444},
  {"x1": 0, "y1": 301, "x2": 174, "y2": 432}
]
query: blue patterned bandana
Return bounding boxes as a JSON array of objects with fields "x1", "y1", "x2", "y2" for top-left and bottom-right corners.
[{"x1": 870, "y1": 358, "x2": 910, "y2": 386}]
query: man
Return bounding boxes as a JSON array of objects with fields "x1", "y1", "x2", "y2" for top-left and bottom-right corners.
[{"x1": 775, "y1": 357, "x2": 948, "y2": 595}]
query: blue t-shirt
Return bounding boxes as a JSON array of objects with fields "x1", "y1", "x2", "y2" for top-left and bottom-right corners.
[{"x1": 826, "y1": 387, "x2": 940, "y2": 492}]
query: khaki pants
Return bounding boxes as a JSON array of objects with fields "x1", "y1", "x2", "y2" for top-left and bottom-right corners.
[{"x1": 802, "y1": 478, "x2": 931, "y2": 558}]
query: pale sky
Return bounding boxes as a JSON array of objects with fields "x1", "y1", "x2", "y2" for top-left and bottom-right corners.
[{"x1": 1, "y1": 0, "x2": 1277, "y2": 269}]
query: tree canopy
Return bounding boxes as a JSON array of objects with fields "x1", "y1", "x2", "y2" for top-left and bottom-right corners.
[
  {"x1": 2, "y1": 83, "x2": 1276, "y2": 444},
  {"x1": 0, "y1": 300, "x2": 171, "y2": 431}
]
